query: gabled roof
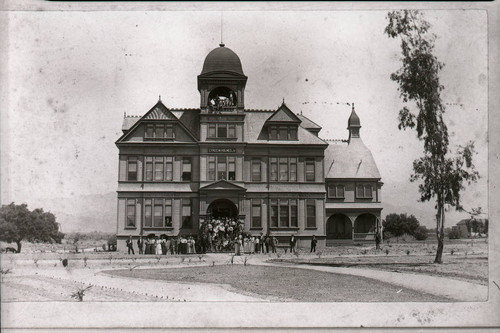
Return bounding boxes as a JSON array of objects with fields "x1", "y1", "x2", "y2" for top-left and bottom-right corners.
[
  {"x1": 116, "y1": 101, "x2": 198, "y2": 144},
  {"x1": 297, "y1": 114, "x2": 322, "y2": 130},
  {"x1": 265, "y1": 103, "x2": 302, "y2": 124},
  {"x1": 324, "y1": 138, "x2": 380, "y2": 179},
  {"x1": 244, "y1": 110, "x2": 327, "y2": 145},
  {"x1": 199, "y1": 180, "x2": 247, "y2": 191}
]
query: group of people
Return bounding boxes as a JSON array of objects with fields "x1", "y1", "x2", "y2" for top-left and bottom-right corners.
[
  {"x1": 126, "y1": 235, "x2": 197, "y2": 255},
  {"x1": 125, "y1": 230, "x2": 320, "y2": 255}
]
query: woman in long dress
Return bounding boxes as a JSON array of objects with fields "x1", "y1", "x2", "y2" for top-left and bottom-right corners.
[{"x1": 155, "y1": 239, "x2": 162, "y2": 255}]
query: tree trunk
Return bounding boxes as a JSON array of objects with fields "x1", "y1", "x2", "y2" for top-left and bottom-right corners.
[
  {"x1": 16, "y1": 240, "x2": 22, "y2": 253},
  {"x1": 434, "y1": 200, "x2": 445, "y2": 264}
]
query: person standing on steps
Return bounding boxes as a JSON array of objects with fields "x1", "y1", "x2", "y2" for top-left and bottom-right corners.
[
  {"x1": 137, "y1": 236, "x2": 144, "y2": 255},
  {"x1": 290, "y1": 234, "x2": 296, "y2": 254}
]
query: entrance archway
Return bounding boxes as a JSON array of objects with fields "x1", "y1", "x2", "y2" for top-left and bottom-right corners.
[
  {"x1": 326, "y1": 214, "x2": 352, "y2": 240},
  {"x1": 354, "y1": 214, "x2": 377, "y2": 233},
  {"x1": 207, "y1": 199, "x2": 238, "y2": 219}
]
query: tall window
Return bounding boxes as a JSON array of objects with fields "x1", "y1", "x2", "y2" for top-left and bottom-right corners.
[
  {"x1": 144, "y1": 156, "x2": 173, "y2": 181},
  {"x1": 154, "y1": 157, "x2": 164, "y2": 181},
  {"x1": 145, "y1": 157, "x2": 153, "y2": 181},
  {"x1": 305, "y1": 158, "x2": 315, "y2": 182},
  {"x1": 306, "y1": 199, "x2": 316, "y2": 228},
  {"x1": 279, "y1": 200, "x2": 289, "y2": 227},
  {"x1": 279, "y1": 158, "x2": 289, "y2": 181},
  {"x1": 290, "y1": 200, "x2": 298, "y2": 227},
  {"x1": 228, "y1": 156, "x2": 236, "y2": 180},
  {"x1": 217, "y1": 124, "x2": 227, "y2": 138},
  {"x1": 126, "y1": 199, "x2": 136, "y2": 228},
  {"x1": 356, "y1": 184, "x2": 373, "y2": 198},
  {"x1": 217, "y1": 156, "x2": 227, "y2": 180},
  {"x1": 251, "y1": 159, "x2": 261, "y2": 181},
  {"x1": 208, "y1": 156, "x2": 216, "y2": 180},
  {"x1": 251, "y1": 199, "x2": 262, "y2": 228},
  {"x1": 290, "y1": 158, "x2": 297, "y2": 181},
  {"x1": 208, "y1": 124, "x2": 216, "y2": 138},
  {"x1": 270, "y1": 157, "x2": 278, "y2": 181},
  {"x1": 144, "y1": 199, "x2": 152, "y2": 227},
  {"x1": 182, "y1": 157, "x2": 192, "y2": 181},
  {"x1": 182, "y1": 199, "x2": 192, "y2": 228},
  {"x1": 270, "y1": 200, "x2": 279, "y2": 228},
  {"x1": 270, "y1": 126, "x2": 278, "y2": 140},
  {"x1": 228, "y1": 124, "x2": 236, "y2": 138},
  {"x1": 165, "y1": 157, "x2": 173, "y2": 181},
  {"x1": 144, "y1": 198, "x2": 172, "y2": 228},
  {"x1": 164, "y1": 199, "x2": 172, "y2": 227},
  {"x1": 153, "y1": 199, "x2": 163, "y2": 227},
  {"x1": 328, "y1": 184, "x2": 345, "y2": 198},
  {"x1": 209, "y1": 156, "x2": 236, "y2": 181},
  {"x1": 270, "y1": 157, "x2": 298, "y2": 182},
  {"x1": 127, "y1": 157, "x2": 137, "y2": 181},
  {"x1": 165, "y1": 124, "x2": 174, "y2": 138},
  {"x1": 270, "y1": 199, "x2": 298, "y2": 228}
]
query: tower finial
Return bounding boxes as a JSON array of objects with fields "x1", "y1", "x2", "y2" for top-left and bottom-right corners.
[
  {"x1": 159, "y1": 94, "x2": 161, "y2": 102},
  {"x1": 352, "y1": 102, "x2": 355, "y2": 112},
  {"x1": 220, "y1": 12, "x2": 224, "y2": 47},
  {"x1": 283, "y1": 97, "x2": 285, "y2": 104}
]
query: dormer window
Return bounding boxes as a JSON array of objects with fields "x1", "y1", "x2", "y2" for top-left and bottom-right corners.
[
  {"x1": 269, "y1": 125, "x2": 297, "y2": 140},
  {"x1": 144, "y1": 123, "x2": 175, "y2": 140},
  {"x1": 356, "y1": 184, "x2": 373, "y2": 199}
]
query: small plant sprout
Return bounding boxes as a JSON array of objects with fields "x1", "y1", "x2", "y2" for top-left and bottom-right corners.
[
  {"x1": 406, "y1": 250, "x2": 410, "y2": 256},
  {"x1": 181, "y1": 258, "x2": 185, "y2": 263},
  {"x1": 385, "y1": 248, "x2": 390, "y2": 256},
  {"x1": 108, "y1": 255, "x2": 113, "y2": 264},
  {"x1": 198, "y1": 255, "x2": 204, "y2": 262},
  {"x1": 83, "y1": 256, "x2": 88, "y2": 267},
  {"x1": 243, "y1": 256, "x2": 249, "y2": 266},
  {"x1": 294, "y1": 251, "x2": 300, "y2": 258},
  {"x1": 451, "y1": 249, "x2": 455, "y2": 255},
  {"x1": 276, "y1": 252, "x2": 281, "y2": 258},
  {"x1": 128, "y1": 264, "x2": 139, "y2": 271},
  {"x1": 316, "y1": 251, "x2": 322, "y2": 259},
  {"x1": 155, "y1": 256, "x2": 161, "y2": 263},
  {"x1": 71, "y1": 285, "x2": 93, "y2": 302},
  {"x1": 188, "y1": 258, "x2": 192, "y2": 263},
  {"x1": 211, "y1": 261, "x2": 216, "y2": 267},
  {"x1": 33, "y1": 258, "x2": 39, "y2": 268}
]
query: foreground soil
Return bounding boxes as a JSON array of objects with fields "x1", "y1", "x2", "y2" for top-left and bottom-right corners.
[{"x1": 108, "y1": 265, "x2": 449, "y2": 302}]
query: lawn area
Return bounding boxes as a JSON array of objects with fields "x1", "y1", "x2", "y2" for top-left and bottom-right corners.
[
  {"x1": 273, "y1": 254, "x2": 488, "y2": 286},
  {"x1": 108, "y1": 265, "x2": 449, "y2": 302}
]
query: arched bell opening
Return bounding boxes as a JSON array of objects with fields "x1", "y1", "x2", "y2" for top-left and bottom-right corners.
[{"x1": 208, "y1": 87, "x2": 237, "y2": 112}]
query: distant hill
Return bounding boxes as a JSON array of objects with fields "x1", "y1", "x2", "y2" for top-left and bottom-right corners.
[{"x1": 31, "y1": 192, "x2": 117, "y2": 233}]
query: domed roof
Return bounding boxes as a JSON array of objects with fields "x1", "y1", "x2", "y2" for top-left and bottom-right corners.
[
  {"x1": 201, "y1": 44, "x2": 244, "y2": 76},
  {"x1": 348, "y1": 107, "x2": 361, "y2": 128}
]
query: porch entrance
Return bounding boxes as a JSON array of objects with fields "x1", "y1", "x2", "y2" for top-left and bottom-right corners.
[{"x1": 207, "y1": 199, "x2": 238, "y2": 219}]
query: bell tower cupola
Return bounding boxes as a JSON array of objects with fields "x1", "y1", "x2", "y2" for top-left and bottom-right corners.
[
  {"x1": 348, "y1": 103, "x2": 361, "y2": 142},
  {"x1": 197, "y1": 44, "x2": 248, "y2": 113}
]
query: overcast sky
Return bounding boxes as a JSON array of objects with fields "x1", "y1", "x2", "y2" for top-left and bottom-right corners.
[{"x1": 1, "y1": 9, "x2": 488, "y2": 228}]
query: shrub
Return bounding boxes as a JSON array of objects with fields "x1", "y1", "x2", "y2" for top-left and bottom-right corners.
[{"x1": 414, "y1": 226, "x2": 429, "y2": 240}]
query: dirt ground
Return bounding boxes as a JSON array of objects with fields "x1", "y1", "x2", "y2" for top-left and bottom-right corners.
[
  {"x1": 108, "y1": 265, "x2": 448, "y2": 302},
  {"x1": 0, "y1": 238, "x2": 488, "y2": 302}
]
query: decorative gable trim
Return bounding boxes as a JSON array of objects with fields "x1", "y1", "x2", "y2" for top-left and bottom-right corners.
[
  {"x1": 200, "y1": 180, "x2": 247, "y2": 191},
  {"x1": 144, "y1": 102, "x2": 178, "y2": 120}
]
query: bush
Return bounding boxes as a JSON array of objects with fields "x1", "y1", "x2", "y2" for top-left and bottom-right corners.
[
  {"x1": 414, "y1": 226, "x2": 428, "y2": 240},
  {"x1": 448, "y1": 229, "x2": 461, "y2": 240}
]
